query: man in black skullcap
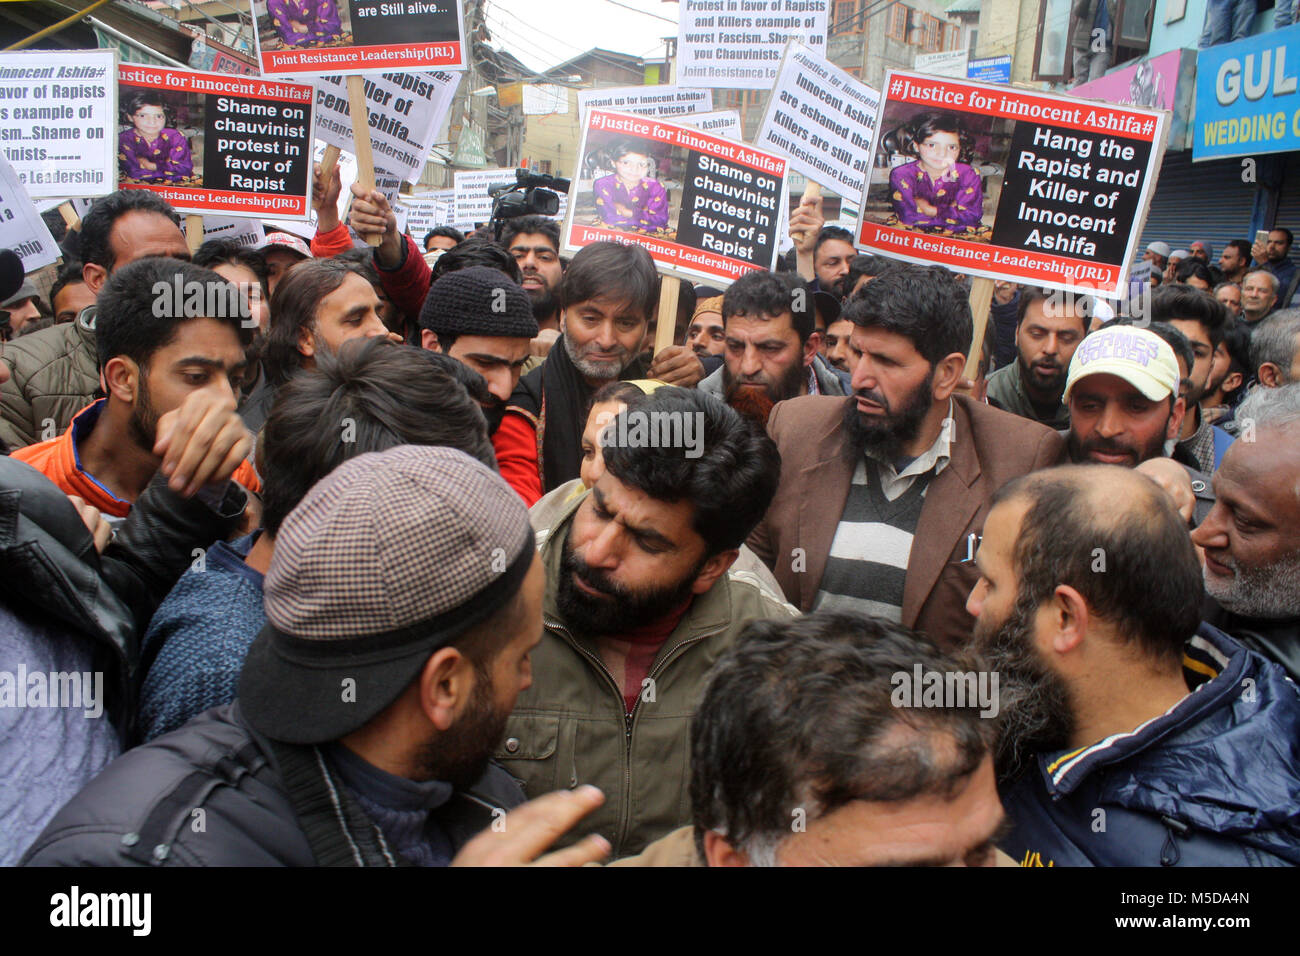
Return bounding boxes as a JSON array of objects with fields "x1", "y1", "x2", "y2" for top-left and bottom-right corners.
[{"x1": 419, "y1": 265, "x2": 538, "y2": 437}]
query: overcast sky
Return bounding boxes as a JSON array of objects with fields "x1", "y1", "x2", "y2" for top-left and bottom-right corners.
[{"x1": 482, "y1": 0, "x2": 679, "y2": 75}]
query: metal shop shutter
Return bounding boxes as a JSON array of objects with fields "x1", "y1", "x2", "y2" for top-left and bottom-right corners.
[{"x1": 1137, "y1": 152, "x2": 1257, "y2": 257}]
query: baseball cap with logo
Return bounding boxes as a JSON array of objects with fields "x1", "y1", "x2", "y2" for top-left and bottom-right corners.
[
  {"x1": 262, "y1": 231, "x2": 313, "y2": 260},
  {"x1": 1063, "y1": 325, "x2": 1181, "y2": 403},
  {"x1": 239, "y1": 444, "x2": 535, "y2": 745}
]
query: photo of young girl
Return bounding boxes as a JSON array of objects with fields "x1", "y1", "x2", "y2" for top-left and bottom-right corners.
[
  {"x1": 888, "y1": 112, "x2": 984, "y2": 235},
  {"x1": 118, "y1": 90, "x2": 196, "y2": 185},
  {"x1": 592, "y1": 140, "x2": 671, "y2": 235}
]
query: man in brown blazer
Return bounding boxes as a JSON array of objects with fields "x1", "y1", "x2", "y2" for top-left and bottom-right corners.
[{"x1": 748, "y1": 264, "x2": 1065, "y2": 648}]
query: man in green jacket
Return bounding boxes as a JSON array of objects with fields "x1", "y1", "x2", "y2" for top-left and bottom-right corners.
[
  {"x1": 0, "y1": 190, "x2": 188, "y2": 450},
  {"x1": 505, "y1": 387, "x2": 793, "y2": 857},
  {"x1": 985, "y1": 288, "x2": 1086, "y2": 431}
]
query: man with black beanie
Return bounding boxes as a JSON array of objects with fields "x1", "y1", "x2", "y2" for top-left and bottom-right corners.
[{"x1": 418, "y1": 266, "x2": 537, "y2": 445}]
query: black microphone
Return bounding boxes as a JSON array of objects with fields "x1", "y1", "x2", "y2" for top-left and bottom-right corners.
[{"x1": 0, "y1": 249, "x2": 24, "y2": 305}]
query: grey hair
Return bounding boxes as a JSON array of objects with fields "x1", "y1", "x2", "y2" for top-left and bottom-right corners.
[
  {"x1": 1249, "y1": 309, "x2": 1300, "y2": 381},
  {"x1": 1236, "y1": 381, "x2": 1300, "y2": 431},
  {"x1": 1246, "y1": 269, "x2": 1280, "y2": 295}
]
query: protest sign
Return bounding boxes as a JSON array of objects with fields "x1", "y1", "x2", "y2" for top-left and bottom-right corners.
[
  {"x1": 401, "y1": 188, "x2": 454, "y2": 238},
  {"x1": 756, "y1": 40, "x2": 880, "y2": 199},
  {"x1": 250, "y1": 0, "x2": 466, "y2": 77},
  {"x1": 35, "y1": 197, "x2": 95, "y2": 219},
  {"x1": 202, "y1": 215, "x2": 267, "y2": 248},
  {"x1": 679, "y1": 110, "x2": 743, "y2": 139},
  {"x1": 118, "y1": 64, "x2": 315, "y2": 219},
  {"x1": 454, "y1": 168, "x2": 514, "y2": 225},
  {"x1": 577, "y1": 85, "x2": 711, "y2": 119},
  {"x1": 677, "y1": 0, "x2": 829, "y2": 91},
  {"x1": 1128, "y1": 259, "x2": 1153, "y2": 297},
  {"x1": 855, "y1": 70, "x2": 1167, "y2": 297},
  {"x1": 314, "y1": 70, "x2": 458, "y2": 182},
  {"x1": 563, "y1": 109, "x2": 787, "y2": 283},
  {"x1": 0, "y1": 153, "x2": 60, "y2": 272},
  {"x1": 1193, "y1": 23, "x2": 1300, "y2": 161},
  {"x1": 0, "y1": 49, "x2": 117, "y2": 199}
]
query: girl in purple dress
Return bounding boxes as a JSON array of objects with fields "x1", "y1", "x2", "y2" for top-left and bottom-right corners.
[
  {"x1": 266, "y1": 0, "x2": 343, "y2": 47},
  {"x1": 118, "y1": 92, "x2": 193, "y2": 184},
  {"x1": 593, "y1": 142, "x2": 670, "y2": 233},
  {"x1": 889, "y1": 112, "x2": 984, "y2": 235}
]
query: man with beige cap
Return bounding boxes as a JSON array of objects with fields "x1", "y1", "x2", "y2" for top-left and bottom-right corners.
[{"x1": 1062, "y1": 322, "x2": 1215, "y2": 524}]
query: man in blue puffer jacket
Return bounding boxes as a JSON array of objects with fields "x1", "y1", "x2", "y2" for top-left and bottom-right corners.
[{"x1": 967, "y1": 463, "x2": 1300, "y2": 866}]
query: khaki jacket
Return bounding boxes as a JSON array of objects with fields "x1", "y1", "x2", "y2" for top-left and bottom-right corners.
[
  {"x1": 608, "y1": 825, "x2": 703, "y2": 866},
  {"x1": 747, "y1": 394, "x2": 1065, "y2": 648},
  {"x1": 0, "y1": 311, "x2": 99, "y2": 450},
  {"x1": 503, "y1": 491, "x2": 797, "y2": 858}
]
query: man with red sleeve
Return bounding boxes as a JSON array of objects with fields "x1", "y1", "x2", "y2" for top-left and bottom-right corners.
[{"x1": 417, "y1": 268, "x2": 539, "y2": 503}]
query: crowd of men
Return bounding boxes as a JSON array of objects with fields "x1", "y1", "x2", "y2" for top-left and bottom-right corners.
[{"x1": 1, "y1": 178, "x2": 1298, "y2": 868}]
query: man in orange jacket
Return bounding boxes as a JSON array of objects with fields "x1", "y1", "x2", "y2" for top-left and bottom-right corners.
[{"x1": 14, "y1": 257, "x2": 259, "y2": 521}]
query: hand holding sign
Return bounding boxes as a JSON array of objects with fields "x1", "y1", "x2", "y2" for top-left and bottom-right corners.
[
  {"x1": 348, "y1": 183, "x2": 401, "y2": 268},
  {"x1": 648, "y1": 345, "x2": 706, "y2": 388}
]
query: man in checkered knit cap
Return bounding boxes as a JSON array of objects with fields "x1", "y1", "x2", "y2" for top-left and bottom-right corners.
[{"x1": 24, "y1": 445, "x2": 611, "y2": 867}]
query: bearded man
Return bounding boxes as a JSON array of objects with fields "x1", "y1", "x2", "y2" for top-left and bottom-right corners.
[
  {"x1": 12, "y1": 256, "x2": 260, "y2": 514},
  {"x1": 746, "y1": 263, "x2": 1064, "y2": 647},
  {"x1": 966, "y1": 464, "x2": 1300, "y2": 867},
  {"x1": 1194, "y1": 384, "x2": 1300, "y2": 684},
  {"x1": 697, "y1": 270, "x2": 845, "y2": 425}
]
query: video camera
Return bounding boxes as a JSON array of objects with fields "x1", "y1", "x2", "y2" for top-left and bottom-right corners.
[{"x1": 488, "y1": 168, "x2": 571, "y2": 241}]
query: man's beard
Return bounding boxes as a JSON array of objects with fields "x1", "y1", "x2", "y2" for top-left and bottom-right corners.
[
  {"x1": 842, "y1": 368, "x2": 934, "y2": 462},
  {"x1": 480, "y1": 397, "x2": 505, "y2": 435},
  {"x1": 1019, "y1": 354, "x2": 1065, "y2": 397},
  {"x1": 127, "y1": 373, "x2": 160, "y2": 453},
  {"x1": 1203, "y1": 546, "x2": 1300, "y2": 619},
  {"x1": 973, "y1": 593, "x2": 1076, "y2": 787},
  {"x1": 723, "y1": 358, "x2": 806, "y2": 426},
  {"x1": 413, "y1": 663, "x2": 509, "y2": 789},
  {"x1": 557, "y1": 536, "x2": 701, "y2": 637},
  {"x1": 564, "y1": 334, "x2": 632, "y2": 381},
  {"x1": 528, "y1": 283, "x2": 558, "y2": 325},
  {"x1": 1066, "y1": 417, "x2": 1168, "y2": 467},
  {"x1": 1183, "y1": 377, "x2": 1209, "y2": 406}
]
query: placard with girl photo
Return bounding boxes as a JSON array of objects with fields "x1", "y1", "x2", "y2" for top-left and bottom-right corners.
[
  {"x1": 118, "y1": 89, "x2": 202, "y2": 187},
  {"x1": 577, "y1": 136, "x2": 680, "y2": 240},
  {"x1": 861, "y1": 106, "x2": 1012, "y2": 243}
]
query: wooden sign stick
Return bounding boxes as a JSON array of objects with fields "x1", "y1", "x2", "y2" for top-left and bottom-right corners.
[
  {"x1": 58, "y1": 201, "x2": 81, "y2": 232},
  {"x1": 965, "y1": 276, "x2": 994, "y2": 381},
  {"x1": 185, "y1": 214, "x2": 204, "y2": 254},
  {"x1": 318, "y1": 144, "x2": 341, "y2": 182},
  {"x1": 345, "y1": 75, "x2": 381, "y2": 248},
  {"x1": 653, "y1": 275, "x2": 679, "y2": 356}
]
